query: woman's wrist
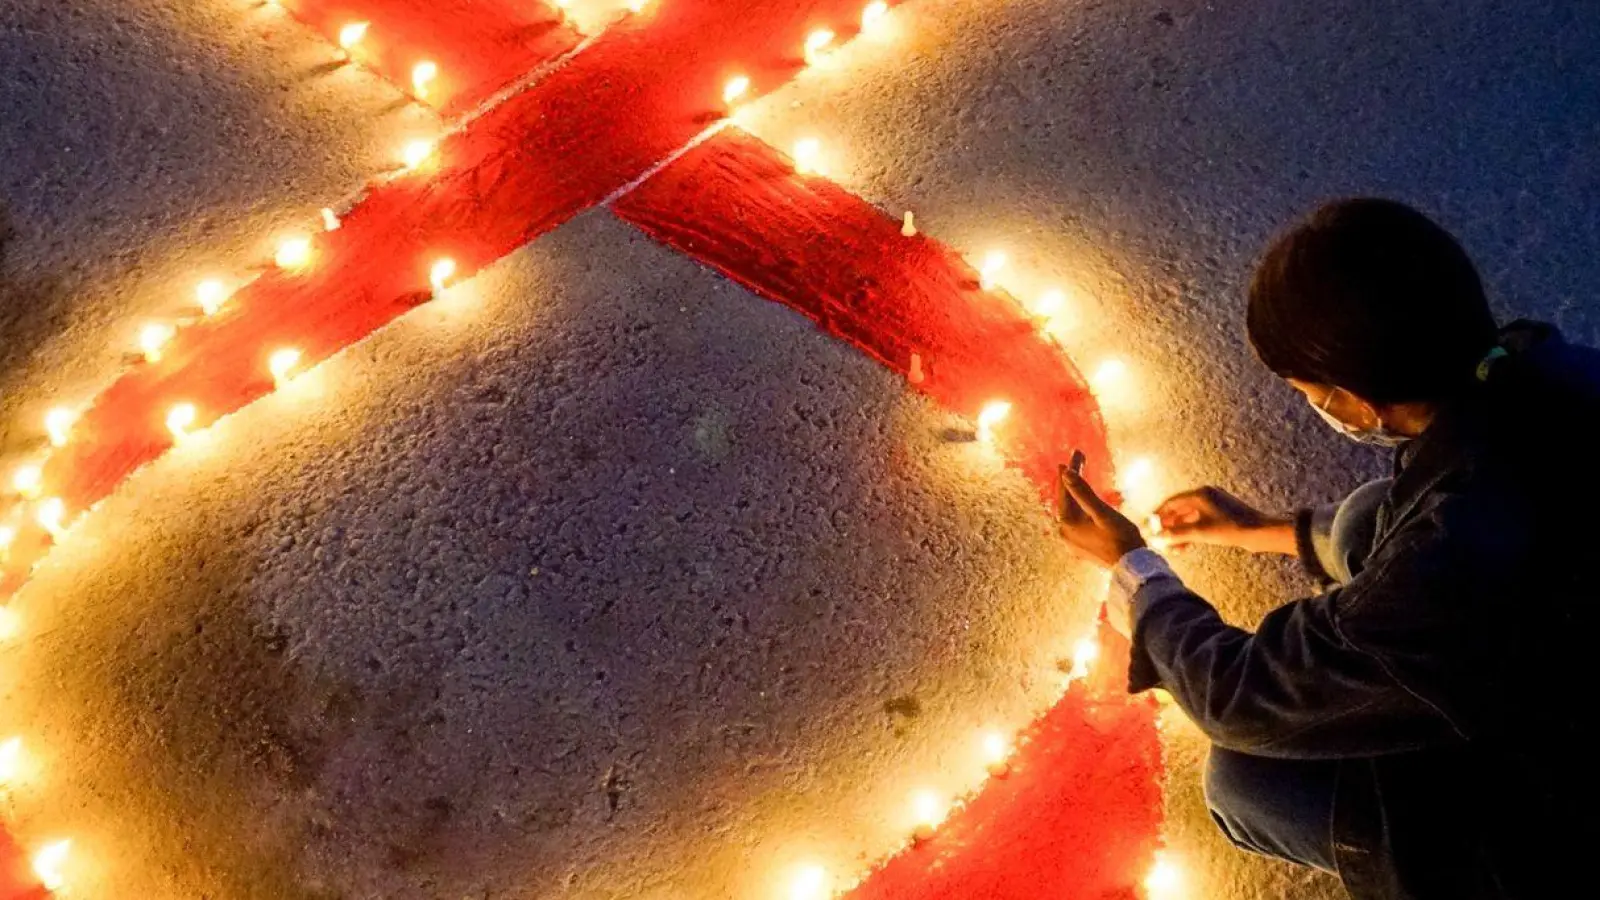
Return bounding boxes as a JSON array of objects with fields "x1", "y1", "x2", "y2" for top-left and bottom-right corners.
[{"x1": 1240, "y1": 518, "x2": 1298, "y2": 555}]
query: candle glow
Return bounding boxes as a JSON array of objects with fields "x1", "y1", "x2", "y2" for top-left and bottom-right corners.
[
  {"x1": 430, "y1": 257, "x2": 458, "y2": 293},
  {"x1": 792, "y1": 138, "x2": 822, "y2": 175},
  {"x1": 0, "y1": 736, "x2": 22, "y2": 783},
  {"x1": 788, "y1": 864, "x2": 832, "y2": 900},
  {"x1": 978, "y1": 250, "x2": 1006, "y2": 290},
  {"x1": 33, "y1": 839, "x2": 71, "y2": 892},
  {"x1": 337, "y1": 21, "x2": 369, "y2": 51},
  {"x1": 321, "y1": 207, "x2": 341, "y2": 232},
  {"x1": 275, "y1": 236, "x2": 313, "y2": 270},
  {"x1": 140, "y1": 322, "x2": 175, "y2": 364},
  {"x1": 401, "y1": 139, "x2": 436, "y2": 170},
  {"x1": 412, "y1": 60, "x2": 438, "y2": 98},
  {"x1": 196, "y1": 278, "x2": 229, "y2": 315},
  {"x1": 975, "y1": 399, "x2": 1012, "y2": 443},
  {"x1": 723, "y1": 74, "x2": 751, "y2": 104},
  {"x1": 804, "y1": 29, "x2": 835, "y2": 64},
  {"x1": 36, "y1": 497, "x2": 67, "y2": 540},
  {"x1": 45, "y1": 407, "x2": 76, "y2": 447},
  {"x1": 861, "y1": 0, "x2": 889, "y2": 32},
  {"x1": 1144, "y1": 851, "x2": 1184, "y2": 898},
  {"x1": 167, "y1": 402, "x2": 198, "y2": 442},
  {"x1": 269, "y1": 348, "x2": 303, "y2": 387},
  {"x1": 13, "y1": 465, "x2": 43, "y2": 500}
]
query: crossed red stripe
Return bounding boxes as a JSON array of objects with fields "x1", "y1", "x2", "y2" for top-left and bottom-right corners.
[{"x1": 1, "y1": 1, "x2": 1163, "y2": 895}]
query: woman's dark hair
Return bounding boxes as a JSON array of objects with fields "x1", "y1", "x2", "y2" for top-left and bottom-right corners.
[{"x1": 1246, "y1": 198, "x2": 1498, "y2": 403}]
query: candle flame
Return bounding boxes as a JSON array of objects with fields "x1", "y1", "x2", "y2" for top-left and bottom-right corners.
[
  {"x1": 976, "y1": 399, "x2": 1012, "y2": 443},
  {"x1": 36, "y1": 497, "x2": 67, "y2": 540},
  {"x1": 45, "y1": 407, "x2": 76, "y2": 448},
  {"x1": 275, "y1": 236, "x2": 313, "y2": 270},
  {"x1": 412, "y1": 60, "x2": 438, "y2": 98},
  {"x1": 196, "y1": 278, "x2": 228, "y2": 315},
  {"x1": 140, "y1": 322, "x2": 175, "y2": 364},
  {"x1": 337, "y1": 21, "x2": 369, "y2": 50},
  {"x1": 33, "y1": 840, "x2": 71, "y2": 892},
  {"x1": 269, "y1": 348, "x2": 303, "y2": 387},
  {"x1": 167, "y1": 402, "x2": 198, "y2": 442},
  {"x1": 12, "y1": 465, "x2": 42, "y2": 500},
  {"x1": 722, "y1": 75, "x2": 750, "y2": 104},
  {"x1": 792, "y1": 138, "x2": 822, "y2": 175},
  {"x1": 788, "y1": 864, "x2": 831, "y2": 900}
]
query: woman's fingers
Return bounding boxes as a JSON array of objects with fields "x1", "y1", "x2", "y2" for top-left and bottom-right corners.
[{"x1": 1060, "y1": 468, "x2": 1120, "y2": 524}]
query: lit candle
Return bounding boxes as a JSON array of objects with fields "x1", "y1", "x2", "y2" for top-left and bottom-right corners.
[
  {"x1": 12, "y1": 465, "x2": 42, "y2": 500},
  {"x1": 1144, "y1": 851, "x2": 1183, "y2": 899},
  {"x1": 140, "y1": 322, "x2": 175, "y2": 364},
  {"x1": 268, "y1": 348, "x2": 303, "y2": 388},
  {"x1": 430, "y1": 257, "x2": 458, "y2": 293},
  {"x1": 804, "y1": 29, "x2": 835, "y2": 65},
  {"x1": 36, "y1": 497, "x2": 67, "y2": 541},
  {"x1": 337, "y1": 21, "x2": 369, "y2": 57},
  {"x1": 978, "y1": 251, "x2": 1006, "y2": 290},
  {"x1": 0, "y1": 524, "x2": 15, "y2": 550},
  {"x1": 910, "y1": 789, "x2": 947, "y2": 842},
  {"x1": 1090, "y1": 358, "x2": 1127, "y2": 393},
  {"x1": 196, "y1": 278, "x2": 229, "y2": 315},
  {"x1": 0, "y1": 736, "x2": 22, "y2": 783},
  {"x1": 33, "y1": 840, "x2": 71, "y2": 892},
  {"x1": 45, "y1": 407, "x2": 76, "y2": 447},
  {"x1": 982, "y1": 730, "x2": 1011, "y2": 777},
  {"x1": 975, "y1": 399, "x2": 1012, "y2": 443},
  {"x1": 862, "y1": 0, "x2": 889, "y2": 32},
  {"x1": 1034, "y1": 289, "x2": 1065, "y2": 320},
  {"x1": 788, "y1": 864, "x2": 832, "y2": 900},
  {"x1": 722, "y1": 74, "x2": 750, "y2": 104},
  {"x1": 412, "y1": 60, "x2": 438, "y2": 99},
  {"x1": 400, "y1": 139, "x2": 435, "y2": 171},
  {"x1": 167, "y1": 402, "x2": 198, "y2": 442},
  {"x1": 901, "y1": 210, "x2": 916, "y2": 237},
  {"x1": 275, "y1": 236, "x2": 313, "y2": 270},
  {"x1": 321, "y1": 207, "x2": 341, "y2": 232},
  {"x1": 792, "y1": 138, "x2": 822, "y2": 175},
  {"x1": 1070, "y1": 636, "x2": 1100, "y2": 679},
  {"x1": 0, "y1": 606, "x2": 17, "y2": 642}
]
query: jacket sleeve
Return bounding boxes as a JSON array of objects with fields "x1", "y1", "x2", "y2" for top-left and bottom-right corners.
[{"x1": 1127, "y1": 521, "x2": 1477, "y2": 759}]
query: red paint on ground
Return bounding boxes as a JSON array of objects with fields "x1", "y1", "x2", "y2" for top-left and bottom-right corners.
[
  {"x1": 0, "y1": 832, "x2": 47, "y2": 900},
  {"x1": 853, "y1": 633, "x2": 1162, "y2": 899},
  {"x1": 2, "y1": 0, "x2": 1165, "y2": 894},
  {"x1": 614, "y1": 127, "x2": 1115, "y2": 497},
  {"x1": 273, "y1": 0, "x2": 580, "y2": 119}
]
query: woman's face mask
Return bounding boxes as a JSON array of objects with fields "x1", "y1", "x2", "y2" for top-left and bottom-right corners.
[{"x1": 1310, "y1": 388, "x2": 1410, "y2": 448}]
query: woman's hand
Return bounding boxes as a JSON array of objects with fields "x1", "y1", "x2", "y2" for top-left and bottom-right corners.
[
  {"x1": 1153, "y1": 486, "x2": 1296, "y2": 555},
  {"x1": 1057, "y1": 466, "x2": 1147, "y2": 567}
]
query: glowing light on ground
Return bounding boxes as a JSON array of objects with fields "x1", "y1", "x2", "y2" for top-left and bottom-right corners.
[
  {"x1": 723, "y1": 74, "x2": 751, "y2": 104},
  {"x1": 804, "y1": 29, "x2": 835, "y2": 65},
  {"x1": 33, "y1": 839, "x2": 71, "y2": 892},
  {"x1": 45, "y1": 407, "x2": 76, "y2": 447},
  {"x1": 411, "y1": 60, "x2": 438, "y2": 98},
  {"x1": 430, "y1": 257, "x2": 458, "y2": 293},
  {"x1": 12, "y1": 465, "x2": 43, "y2": 500},
  {"x1": 401, "y1": 139, "x2": 436, "y2": 170},
  {"x1": 337, "y1": 21, "x2": 369, "y2": 53},
  {"x1": 793, "y1": 137, "x2": 823, "y2": 175},
  {"x1": 788, "y1": 863, "x2": 833, "y2": 900},
  {"x1": 166, "y1": 402, "x2": 199, "y2": 442},
  {"x1": 861, "y1": 0, "x2": 889, "y2": 33},
  {"x1": 1144, "y1": 851, "x2": 1184, "y2": 898},
  {"x1": 139, "y1": 322, "x2": 175, "y2": 364},
  {"x1": 36, "y1": 498, "x2": 67, "y2": 541},
  {"x1": 979, "y1": 250, "x2": 1006, "y2": 290},
  {"x1": 976, "y1": 399, "x2": 1012, "y2": 443},
  {"x1": 196, "y1": 278, "x2": 229, "y2": 315},
  {"x1": 274, "y1": 235, "x2": 313, "y2": 270},
  {"x1": 268, "y1": 348, "x2": 303, "y2": 388}
]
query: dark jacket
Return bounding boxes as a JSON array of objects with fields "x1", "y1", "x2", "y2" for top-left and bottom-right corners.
[{"x1": 1128, "y1": 322, "x2": 1594, "y2": 898}]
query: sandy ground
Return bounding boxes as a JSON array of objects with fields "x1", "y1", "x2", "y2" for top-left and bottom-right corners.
[{"x1": 3, "y1": 0, "x2": 1598, "y2": 898}]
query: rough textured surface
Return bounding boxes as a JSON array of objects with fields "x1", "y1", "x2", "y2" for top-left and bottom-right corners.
[{"x1": 3, "y1": 0, "x2": 1599, "y2": 898}]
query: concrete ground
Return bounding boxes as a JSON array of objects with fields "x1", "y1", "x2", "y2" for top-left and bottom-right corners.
[{"x1": 2, "y1": 0, "x2": 1597, "y2": 898}]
